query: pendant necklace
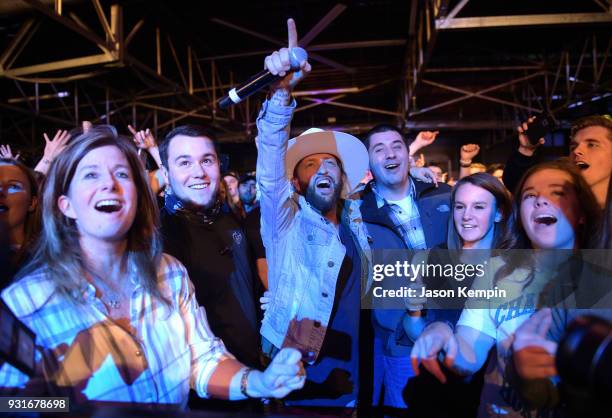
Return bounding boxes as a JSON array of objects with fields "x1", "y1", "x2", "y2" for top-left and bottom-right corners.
[{"x1": 107, "y1": 299, "x2": 121, "y2": 309}]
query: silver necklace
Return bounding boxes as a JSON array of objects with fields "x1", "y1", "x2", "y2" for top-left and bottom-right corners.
[
  {"x1": 106, "y1": 299, "x2": 121, "y2": 309},
  {"x1": 87, "y1": 270, "x2": 128, "y2": 310}
]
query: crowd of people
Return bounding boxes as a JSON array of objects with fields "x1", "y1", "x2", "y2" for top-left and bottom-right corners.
[{"x1": 0, "y1": 18, "x2": 611, "y2": 418}]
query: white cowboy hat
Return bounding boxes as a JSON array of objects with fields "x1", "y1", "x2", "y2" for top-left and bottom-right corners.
[{"x1": 286, "y1": 128, "x2": 369, "y2": 196}]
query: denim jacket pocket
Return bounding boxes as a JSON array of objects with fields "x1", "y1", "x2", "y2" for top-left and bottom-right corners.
[{"x1": 300, "y1": 218, "x2": 334, "y2": 247}]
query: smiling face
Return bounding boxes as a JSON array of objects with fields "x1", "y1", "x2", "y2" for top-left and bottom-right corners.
[
  {"x1": 0, "y1": 163, "x2": 36, "y2": 242},
  {"x1": 57, "y1": 145, "x2": 137, "y2": 244},
  {"x1": 163, "y1": 135, "x2": 220, "y2": 210},
  {"x1": 453, "y1": 183, "x2": 499, "y2": 249},
  {"x1": 570, "y1": 125, "x2": 612, "y2": 189},
  {"x1": 368, "y1": 130, "x2": 410, "y2": 190},
  {"x1": 293, "y1": 153, "x2": 343, "y2": 214},
  {"x1": 519, "y1": 168, "x2": 583, "y2": 250}
]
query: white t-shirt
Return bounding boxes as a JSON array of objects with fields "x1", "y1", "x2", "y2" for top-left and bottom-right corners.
[{"x1": 458, "y1": 257, "x2": 553, "y2": 418}]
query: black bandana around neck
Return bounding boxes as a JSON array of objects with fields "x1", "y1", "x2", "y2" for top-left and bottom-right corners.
[{"x1": 164, "y1": 186, "x2": 222, "y2": 225}]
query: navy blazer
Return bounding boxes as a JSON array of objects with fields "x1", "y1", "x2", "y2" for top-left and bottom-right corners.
[
  {"x1": 356, "y1": 179, "x2": 452, "y2": 356},
  {"x1": 358, "y1": 179, "x2": 452, "y2": 249}
]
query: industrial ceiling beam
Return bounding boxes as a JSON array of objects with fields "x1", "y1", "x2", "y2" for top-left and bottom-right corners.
[
  {"x1": 444, "y1": 0, "x2": 470, "y2": 20},
  {"x1": 298, "y1": 3, "x2": 347, "y2": 47},
  {"x1": 0, "y1": 19, "x2": 36, "y2": 70},
  {"x1": 437, "y1": 12, "x2": 612, "y2": 30},
  {"x1": 0, "y1": 102, "x2": 72, "y2": 126},
  {"x1": 209, "y1": 17, "x2": 355, "y2": 73},
  {"x1": 1, "y1": 53, "x2": 115, "y2": 77},
  {"x1": 303, "y1": 97, "x2": 402, "y2": 117},
  {"x1": 125, "y1": 19, "x2": 144, "y2": 47},
  {"x1": 425, "y1": 65, "x2": 543, "y2": 73},
  {"x1": 21, "y1": 0, "x2": 114, "y2": 52},
  {"x1": 421, "y1": 79, "x2": 542, "y2": 113},
  {"x1": 197, "y1": 39, "x2": 405, "y2": 62},
  {"x1": 409, "y1": 71, "x2": 545, "y2": 116}
]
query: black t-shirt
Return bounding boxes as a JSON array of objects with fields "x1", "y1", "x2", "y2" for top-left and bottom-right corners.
[{"x1": 161, "y1": 208, "x2": 261, "y2": 368}]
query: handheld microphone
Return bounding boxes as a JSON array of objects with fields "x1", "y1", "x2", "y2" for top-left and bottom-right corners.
[{"x1": 218, "y1": 47, "x2": 308, "y2": 108}]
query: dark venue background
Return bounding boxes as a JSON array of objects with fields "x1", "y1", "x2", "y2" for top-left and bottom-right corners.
[{"x1": 0, "y1": 0, "x2": 610, "y2": 172}]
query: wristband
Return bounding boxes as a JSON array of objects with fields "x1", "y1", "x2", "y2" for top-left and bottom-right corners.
[
  {"x1": 240, "y1": 368, "x2": 252, "y2": 398},
  {"x1": 459, "y1": 159, "x2": 472, "y2": 168}
]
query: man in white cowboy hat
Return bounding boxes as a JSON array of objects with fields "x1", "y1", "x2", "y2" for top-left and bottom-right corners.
[{"x1": 255, "y1": 19, "x2": 373, "y2": 409}]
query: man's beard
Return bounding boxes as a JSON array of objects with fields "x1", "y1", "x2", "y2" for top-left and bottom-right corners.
[
  {"x1": 240, "y1": 193, "x2": 256, "y2": 206},
  {"x1": 304, "y1": 177, "x2": 343, "y2": 214}
]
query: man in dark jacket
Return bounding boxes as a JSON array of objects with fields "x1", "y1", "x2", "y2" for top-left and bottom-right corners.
[
  {"x1": 355, "y1": 124, "x2": 452, "y2": 413},
  {"x1": 157, "y1": 125, "x2": 261, "y2": 411}
]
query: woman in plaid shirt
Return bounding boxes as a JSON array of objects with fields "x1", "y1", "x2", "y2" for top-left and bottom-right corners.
[{"x1": 0, "y1": 125, "x2": 304, "y2": 408}]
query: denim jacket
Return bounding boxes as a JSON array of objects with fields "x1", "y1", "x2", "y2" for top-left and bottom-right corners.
[{"x1": 256, "y1": 99, "x2": 371, "y2": 363}]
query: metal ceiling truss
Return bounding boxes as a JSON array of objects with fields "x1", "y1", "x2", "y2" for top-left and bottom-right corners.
[
  {"x1": 400, "y1": 0, "x2": 612, "y2": 132},
  {"x1": 1, "y1": 0, "x2": 402, "y2": 144},
  {"x1": 1, "y1": 0, "x2": 611, "y2": 148}
]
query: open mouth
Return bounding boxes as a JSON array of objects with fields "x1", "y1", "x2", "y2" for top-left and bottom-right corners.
[
  {"x1": 189, "y1": 183, "x2": 209, "y2": 190},
  {"x1": 384, "y1": 163, "x2": 400, "y2": 170},
  {"x1": 0, "y1": 204, "x2": 8, "y2": 213},
  {"x1": 575, "y1": 161, "x2": 590, "y2": 171},
  {"x1": 461, "y1": 224, "x2": 477, "y2": 229},
  {"x1": 534, "y1": 214, "x2": 557, "y2": 226},
  {"x1": 94, "y1": 199, "x2": 122, "y2": 213},
  {"x1": 316, "y1": 178, "x2": 332, "y2": 189}
]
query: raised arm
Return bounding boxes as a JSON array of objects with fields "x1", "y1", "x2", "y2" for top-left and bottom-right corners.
[
  {"x1": 128, "y1": 125, "x2": 165, "y2": 194},
  {"x1": 409, "y1": 130, "x2": 439, "y2": 157},
  {"x1": 128, "y1": 125, "x2": 163, "y2": 168},
  {"x1": 34, "y1": 130, "x2": 70, "y2": 176},
  {"x1": 0, "y1": 144, "x2": 20, "y2": 161},
  {"x1": 502, "y1": 117, "x2": 544, "y2": 193},
  {"x1": 458, "y1": 143, "x2": 480, "y2": 180},
  {"x1": 255, "y1": 18, "x2": 310, "y2": 258}
]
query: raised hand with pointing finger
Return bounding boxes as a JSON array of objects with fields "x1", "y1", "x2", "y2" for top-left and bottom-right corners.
[
  {"x1": 128, "y1": 125, "x2": 158, "y2": 151},
  {"x1": 265, "y1": 18, "x2": 311, "y2": 104}
]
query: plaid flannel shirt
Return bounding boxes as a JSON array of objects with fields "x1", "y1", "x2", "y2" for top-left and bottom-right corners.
[
  {"x1": 371, "y1": 181, "x2": 427, "y2": 250},
  {"x1": 0, "y1": 254, "x2": 238, "y2": 408}
]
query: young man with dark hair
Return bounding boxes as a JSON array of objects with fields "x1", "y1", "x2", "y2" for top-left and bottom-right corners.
[
  {"x1": 238, "y1": 173, "x2": 258, "y2": 214},
  {"x1": 503, "y1": 114, "x2": 612, "y2": 207},
  {"x1": 355, "y1": 123, "x2": 454, "y2": 413},
  {"x1": 158, "y1": 125, "x2": 262, "y2": 410}
]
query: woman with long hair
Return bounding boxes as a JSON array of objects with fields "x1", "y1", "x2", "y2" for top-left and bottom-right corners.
[
  {"x1": 410, "y1": 159, "x2": 600, "y2": 418},
  {"x1": 0, "y1": 158, "x2": 39, "y2": 286},
  {"x1": 447, "y1": 172, "x2": 512, "y2": 250},
  {"x1": 0, "y1": 126, "x2": 304, "y2": 407},
  {"x1": 401, "y1": 173, "x2": 513, "y2": 417}
]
